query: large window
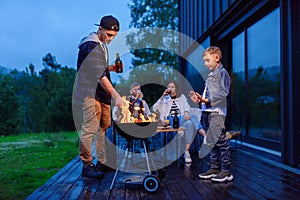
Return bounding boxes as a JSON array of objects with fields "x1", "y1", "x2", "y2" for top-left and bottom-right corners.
[
  {"x1": 232, "y1": 8, "x2": 281, "y2": 141},
  {"x1": 247, "y1": 8, "x2": 281, "y2": 141},
  {"x1": 232, "y1": 32, "x2": 245, "y2": 131}
]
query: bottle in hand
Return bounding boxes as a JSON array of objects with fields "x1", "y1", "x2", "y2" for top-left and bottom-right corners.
[{"x1": 115, "y1": 53, "x2": 123, "y2": 73}]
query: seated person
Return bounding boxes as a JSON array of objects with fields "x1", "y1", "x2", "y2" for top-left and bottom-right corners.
[
  {"x1": 152, "y1": 81, "x2": 198, "y2": 163},
  {"x1": 179, "y1": 110, "x2": 197, "y2": 162},
  {"x1": 112, "y1": 82, "x2": 152, "y2": 158}
]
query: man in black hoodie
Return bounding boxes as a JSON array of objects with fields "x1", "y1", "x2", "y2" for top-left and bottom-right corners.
[{"x1": 75, "y1": 15, "x2": 124, "y2": 178}]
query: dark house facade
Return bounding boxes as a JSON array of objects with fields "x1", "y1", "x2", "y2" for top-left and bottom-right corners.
[{"x1": 178, "y1": 0, "x2": 300, "y2": 167}]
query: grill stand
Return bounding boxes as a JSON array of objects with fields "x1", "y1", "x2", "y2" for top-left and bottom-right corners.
[{"x1": 109, "y1": 138, "x2": 162, "y2": 193}]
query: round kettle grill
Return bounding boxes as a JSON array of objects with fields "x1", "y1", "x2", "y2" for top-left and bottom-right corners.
[
  {"x1": 114, "y1": 121, "x2": 158, "y2": 139},
  {"x1": 110, "y1": 121, "x2": 163, "y2": 193}
]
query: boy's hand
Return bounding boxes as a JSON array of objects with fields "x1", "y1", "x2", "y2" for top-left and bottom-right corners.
[{"x1": 189, "y1": 91, "x2": 202, "y2": 103}]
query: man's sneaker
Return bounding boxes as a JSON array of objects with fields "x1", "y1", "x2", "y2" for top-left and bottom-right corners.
[
  {"x1": 82, "y1": 163, "x2": 104, "y2": 178},
  {"x1": 184, "y1": 151, "x2": 192, "y2": 163},
  {"x1": 198, "y1": 168, "x2": 220, "y2": 179},
  {"x1": 96, "y1": 161, "x2": 114, "y2": 172},
  {"x1": 211, "y1": 171, "x2": 234, "y2": 182}
]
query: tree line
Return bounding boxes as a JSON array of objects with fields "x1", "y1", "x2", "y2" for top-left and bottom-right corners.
[{"x1": 0, "y1": 53, "x2": 76, "y2": 136}]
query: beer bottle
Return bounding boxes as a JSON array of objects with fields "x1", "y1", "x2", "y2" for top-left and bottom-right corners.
[
  {"x1": 173, "y1": 112, "x2": 179, "y2": 128},
  {"x1": 115, "y1": 53, "x2": 123, "y2": 73}
]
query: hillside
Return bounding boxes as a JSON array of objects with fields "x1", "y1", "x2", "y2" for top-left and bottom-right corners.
[{"x1": 0, "y1": 65, "x2": 13, "y2": 74}]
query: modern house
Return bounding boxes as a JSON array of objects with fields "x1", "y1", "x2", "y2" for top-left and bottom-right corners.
[{"x1": 178, "y1": 0, "x2": 300, "y2": 167}]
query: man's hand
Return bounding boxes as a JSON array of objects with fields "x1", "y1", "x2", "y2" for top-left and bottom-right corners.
[
  {"x1": 115, "y1": 95, "x2": 126, "y2": 108},
  {"x1": 99, "y1": 76, "x2": 125, "y2": 108},
  {"x1": 109, "y1": 63, "x2": 124, "y2": 72}
]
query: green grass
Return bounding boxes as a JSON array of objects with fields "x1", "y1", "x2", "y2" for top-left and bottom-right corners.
[{"x1": 0, "y1": 132, "x2": 79, "y2": 200}]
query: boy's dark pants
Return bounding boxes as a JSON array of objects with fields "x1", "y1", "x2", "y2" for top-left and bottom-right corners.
[{"x1": 204, "y1": 112, "x2": 231, "y2": 171}]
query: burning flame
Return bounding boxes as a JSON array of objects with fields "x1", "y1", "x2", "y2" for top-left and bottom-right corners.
[{"x1": 116, "y1": 96, "x2": 156, "y2": 123}]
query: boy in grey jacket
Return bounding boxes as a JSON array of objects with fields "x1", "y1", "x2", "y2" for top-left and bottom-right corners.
[{"x1": 190, "y1": 46, "x2": 233, "y2": 182}]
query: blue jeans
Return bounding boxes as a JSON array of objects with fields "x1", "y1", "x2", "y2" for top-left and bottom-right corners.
[{"x1": 181, "y1": 120, "x2": 196, "y2": 145}]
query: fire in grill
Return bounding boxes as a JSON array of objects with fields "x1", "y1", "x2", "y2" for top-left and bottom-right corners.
[{"x1": 113, "y1": 96, "x2": 158, "y2": 139}]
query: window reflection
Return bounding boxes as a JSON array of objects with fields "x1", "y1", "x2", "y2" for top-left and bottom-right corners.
[
  {"x1": 231, "y1": 8, "x2": 281, "y2": 141},
  {"x1": 247, "y1": 8, "x2": 281, "y2": 141},
  {"x1": 232, "y1": 32, "x2": 245, "y2": 131}
]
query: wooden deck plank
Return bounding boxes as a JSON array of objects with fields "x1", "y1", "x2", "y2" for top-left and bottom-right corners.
[
  {"x1": 180, "y1": 162, "x2": 222, "y2": 200},
  {"x1": 107, "y1": 171, "x2": 126, "y2": 200},
  {"x1": 46, "y1": 160, "x2": 82, "y2": 200},
  {"x1": 91, "y1": 172, "x2": 114, "y2": 200},
  {"x1": 233, "y1": 151, "x2": 299, "y2": 199},
  {"x1": 61, "y1": 180, "x2": 87, "y2": 200},
  {"x1": 232, "y1": 158, "x2": 282, "y2": 199},
  {"x1": 26, "y1": 156, "x2": 81, "y2": 200},
  {"x1": 151, "y1": 184, "x2": 172, "y2": 200},
  {"x1": 165, "y1": 162, "x2": 204, "y2": 200},
  {"x1": 26, "y1": 146, "x2": 300, "y2": 200}
]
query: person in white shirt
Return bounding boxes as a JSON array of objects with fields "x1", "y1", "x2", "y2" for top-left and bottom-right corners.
[{"x1": 153, "y1": 81, "x2": 198, "y2": 163}]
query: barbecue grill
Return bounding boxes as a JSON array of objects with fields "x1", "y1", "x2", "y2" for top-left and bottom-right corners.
[
  {"x1": 109, "y1": 121, "x2": 164, "y2": 193},
  {"x1": 114, "y1": 121, "x2": 158, "y2": 139}
]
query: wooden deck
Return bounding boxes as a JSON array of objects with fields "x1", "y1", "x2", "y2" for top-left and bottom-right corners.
[{"x1": 26, "y1": 143, "x2": 300, "y2": 200}]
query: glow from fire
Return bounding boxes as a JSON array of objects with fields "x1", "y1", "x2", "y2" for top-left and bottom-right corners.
[{"x1": 116, "y1": 96, "x2": 156, "y2": 123}]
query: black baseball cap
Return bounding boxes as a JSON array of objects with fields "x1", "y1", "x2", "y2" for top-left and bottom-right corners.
[{"x1": 95, "y1": 15, "x2": 120, "y2": 31}]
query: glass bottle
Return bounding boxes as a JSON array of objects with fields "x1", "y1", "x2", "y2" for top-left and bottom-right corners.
[
  {"x1": 115, "y1": 53, "x2": 123, "y2": 73},
  {"x1": 173, "y1": 112, "x2": 179, "y2": 128}
]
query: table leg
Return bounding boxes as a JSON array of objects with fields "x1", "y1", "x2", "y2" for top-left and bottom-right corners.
[
  {"x1": 176, "y1": 132, "x2": 178, "y2": 162},
  {"x1": 164, "y1": 132, "x2": 166, "y2": 163}
]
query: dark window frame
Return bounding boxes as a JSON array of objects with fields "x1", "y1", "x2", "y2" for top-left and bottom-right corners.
[{"x1": 215, "y1": 3, "x2": 281, "y2": 151}]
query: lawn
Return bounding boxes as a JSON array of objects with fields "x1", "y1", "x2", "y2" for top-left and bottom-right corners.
[{"x1": 0, "y1": 132, "x2": 79, "y2": 200}]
